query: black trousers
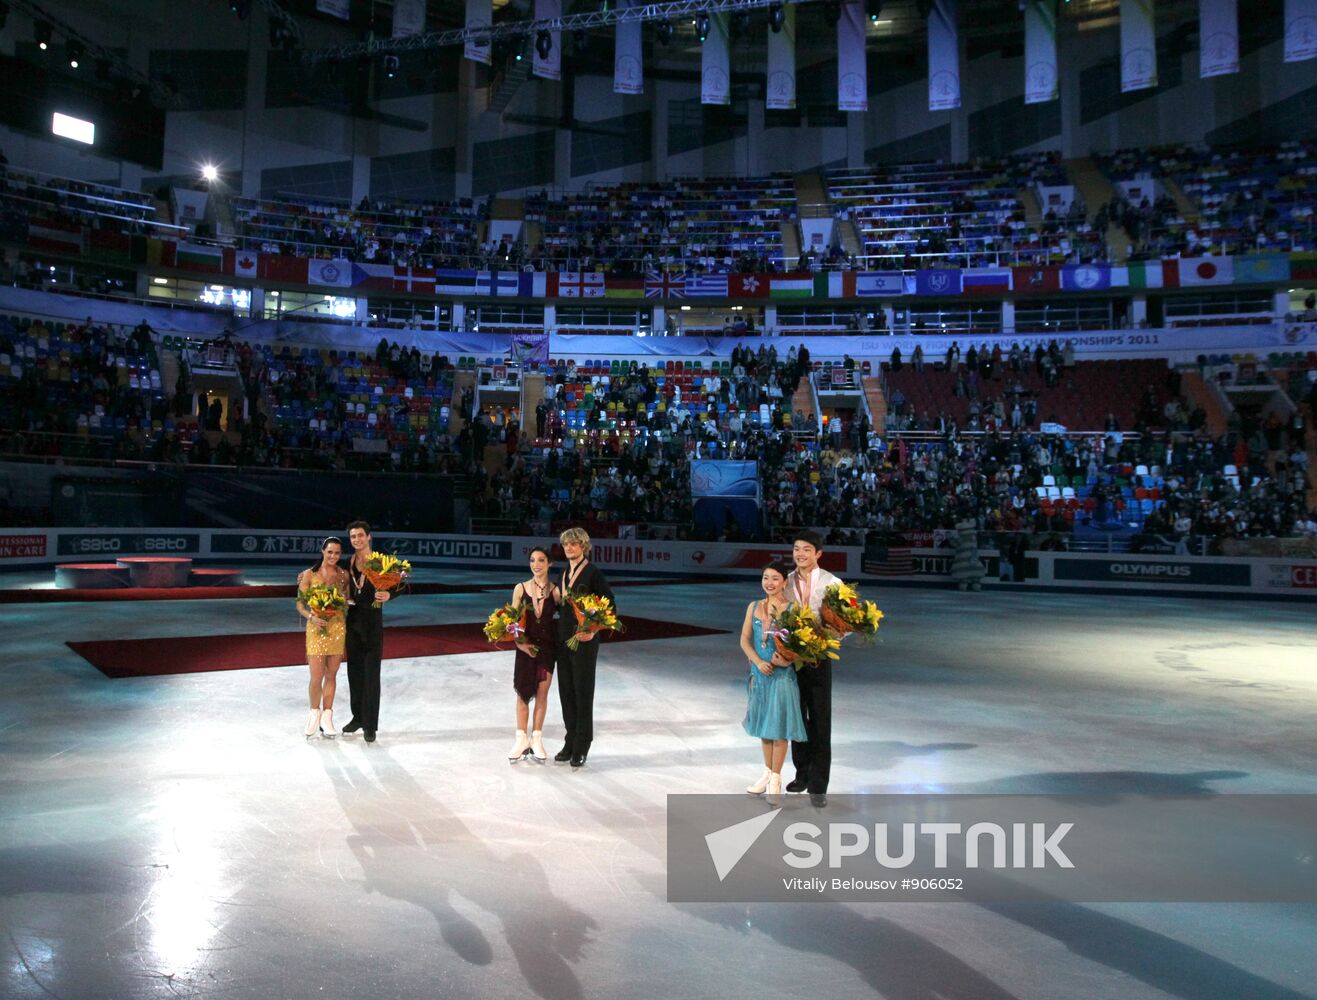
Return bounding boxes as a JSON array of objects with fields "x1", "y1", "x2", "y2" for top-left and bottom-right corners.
[
  {"x1": 791, "y1": 661, "x2": 833, "y2": 793},
  {"x1": 556, "y1": 639, "x2": 599, "y2": 753},
  {"x1": 346, "y1": 611, "x2": 384, "y2": 731}
]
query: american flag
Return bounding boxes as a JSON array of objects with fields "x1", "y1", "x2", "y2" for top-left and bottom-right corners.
[
  {"x1": 863, "y1": 547, "x2": 914, "y2": 576},
  {"x1": 645, "y1": 271, "x2": 686, "y2": 298}
]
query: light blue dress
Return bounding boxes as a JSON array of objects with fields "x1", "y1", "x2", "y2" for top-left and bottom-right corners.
[{"x1": 742, "y1": 608, "x2": 808, "y2": 742}]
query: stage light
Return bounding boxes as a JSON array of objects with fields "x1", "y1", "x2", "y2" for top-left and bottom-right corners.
[
  {"x1": 51, "y1": 111, "x2": 94, "y2": 145},
  {"x1": 695, "y1": 12, "x2": 710, "y2": 42},
  {"x1": 515, "y1": 35, "x2": 527, "y2": 61},
  {"x1": 201, "y1": 164, "x2": 219, "y2": 182},
  {"x1": 67, "y1": 40, "x2": 84, "y2": 69},
  {"x1": 35, "y1": 20, "x2": 52, "y2": 50},
  {"x1": 866, "y1": 0, "x2": 883, "y2": 22},
  {"x1": 656, "y1": 19, "x2": 673, "y2": 45},
  {"x1": 536, "y1": 29, "x2": 552, "y2": 60},
  {"x1": 769, "y1": 3, "x2": 785, "y2": 33},
  {"x1": 383, "y1": 54, "x2": 399, "y2": 78}
]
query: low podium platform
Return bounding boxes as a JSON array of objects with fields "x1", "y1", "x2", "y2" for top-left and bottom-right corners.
[{"x1": 54, "y1": 558, "x2": 244, "y2": 590}]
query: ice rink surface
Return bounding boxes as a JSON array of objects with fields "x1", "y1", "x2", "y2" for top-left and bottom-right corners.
[{"x1": 2, "y1": 568, "x2": 1315, "y2": 1000}]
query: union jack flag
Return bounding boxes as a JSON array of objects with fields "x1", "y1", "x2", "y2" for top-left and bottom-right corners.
[{"x1": 644, "y1": 271, "x2": 686, "y2": 298}]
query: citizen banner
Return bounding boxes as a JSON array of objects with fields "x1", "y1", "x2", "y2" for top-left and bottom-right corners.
[
  {"x1": 1199, "y1": 0, "x2": 1239, "y2": 77},
  {"x1": 766, "y1": 4, "x2": 797, "y2": 110},
  {"x1": 464, "y1": 0, "x2": 491, "y2": 64},
  {"x1": 701, "y1": 13, "x2": 731, "y2": 105},
  {"x1": 1120, "y1": 0, "x2": 1158, "y2": 91},
  {"x1": 1024, "y1": 0, "x2": 1059, "y2": 104},
  {"x1": 927, "y1": 0, "x2": 960, "y2": 111},
  {"x1": 614, "y1": 2, "x2": 642, "y2": 95},
  {"x1": 1284, "y1": 0, "x2": 1317, "y2": 61},
  {"x1": 837, "y1": 2, "x2": 868, "y2": 112},
  {"x1": 532, "y1": 0, "x2": 561, "y2": 81}
]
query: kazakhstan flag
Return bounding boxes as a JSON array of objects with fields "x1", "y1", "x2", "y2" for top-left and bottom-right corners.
[{"x1": 1233, "y1": 253, "x2": 1291, "y2": 285}]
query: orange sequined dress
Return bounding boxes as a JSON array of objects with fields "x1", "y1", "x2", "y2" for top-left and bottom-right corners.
[{"x1": 302, "y1": 572, "x2": 347, "y2": 657}]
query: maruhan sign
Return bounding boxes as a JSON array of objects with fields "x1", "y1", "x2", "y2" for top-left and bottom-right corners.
[{"x1": 667, "y1": 794, "x2": 1317, "y2": 903}]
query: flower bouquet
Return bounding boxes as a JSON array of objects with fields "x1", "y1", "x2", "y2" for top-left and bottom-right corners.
[
  {"x1": 363, "y1": 552, "x2": 411, "y2": 608},
  {"x1": 564, "y1": 591, "x2": 624, "y2": 651},
  {"x1": 298, "y1": 582, "x2": 346, "y2": 635},
  {"x1": 820, "y1": 582, "x2": 884, "y2": 642},
  {"x1": 483, "y1": 600, "x2": 537, "y2": 656},
  {"x1": 768, "y1": 603, "x2": 841, "y2": 669}
]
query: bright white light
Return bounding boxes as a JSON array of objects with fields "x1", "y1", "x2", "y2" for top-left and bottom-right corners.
[
  {"x1": 51, "y1": 112, "x2": 94, "y2": 145},
  {"x1": 201, "y1": 164, "x2": 219, "y2": 182},
  {"x1": 153, "y1": 277, "x2": 168, "y2": 285},
  {"x1": 325, "y1": 296, "x2": 356, "y2": 318}
]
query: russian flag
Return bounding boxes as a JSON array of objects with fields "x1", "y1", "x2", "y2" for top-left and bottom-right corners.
[{"x1": 962, "y1": 269, "x2": 1013, "y2": 295}]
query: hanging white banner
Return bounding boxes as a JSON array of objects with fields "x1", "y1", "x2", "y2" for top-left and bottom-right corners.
[
  {"x1": 701, "y1": 13, "x2": 731, "y2": 105},
  {"x1": 928, "y1": 0, "x2": 960, "y2": 111},
  {"x1": 1120, "y1": 0, "x2": 1158, "y2": 91},
  {"x1": 464, "y1": 0, "x2": 491, "y2": 65},
  {"x1": 1284, "y1": 0, "x2": 1317, "y2": 62},
  {"x1": 1024, "y1": 0, "x2": 1059, "y2": 104},
  {"x1": 837, "y1": 1, "x2": 868, "y2": 112},
  {"x1": 1199, "y1": 0, "x2": 1239, "y2": 76},
  {"x1": 533, "y1": 0, "x2": 562, "y2": 81},
  {"x1": 614, "y1": 1, "x2": 643, "y2": 95},
  {"x1": 766, "y1": 6, "x2": 797, "y2": 110},
  {"x1": 316, "y1": 0, "x2": 350, "y2": 19},
  {"x1": 392, "y1": 0, "x2": 426, "y2": 38}
]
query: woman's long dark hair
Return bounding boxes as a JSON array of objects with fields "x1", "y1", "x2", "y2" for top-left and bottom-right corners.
[{"x1": 310, "y1": 537, "x2": 344, "y2": 575}]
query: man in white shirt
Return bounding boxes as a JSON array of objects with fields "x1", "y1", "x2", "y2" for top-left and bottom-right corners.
[{"x1": 784, "y1": 529, "x2": 842, "y2": 808}]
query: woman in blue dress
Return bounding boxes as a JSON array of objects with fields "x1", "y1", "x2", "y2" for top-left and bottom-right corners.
[{"x1": 739, "y1": 560, "x2": 807, "y2": 801}]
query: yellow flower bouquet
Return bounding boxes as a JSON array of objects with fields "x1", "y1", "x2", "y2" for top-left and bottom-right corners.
[
  {"x1": 564, "y1": 591, "x2": 624, "y2": 651},
  {"x1": 821, "y1": 582, "x2": 884, "y2": 641},
  {"x1": 364, "y1": 552, "x2": 411, "y2": 608},
  {"x1": 483, "y1": 600, "x2": 537, "y2": 656},
  {"x1": 298, "y1": 582, "x2": 346, "y2": 635},
  {"x1": 768, "y1": 603, "x2": 842, "y2": 669}
]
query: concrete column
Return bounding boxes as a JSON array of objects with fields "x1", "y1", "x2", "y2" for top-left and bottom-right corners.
[{"x1": 1002, "y1": 299, "x2": 1016, "y2": 333}]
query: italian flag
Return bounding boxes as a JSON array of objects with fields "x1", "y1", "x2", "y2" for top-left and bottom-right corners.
[
  {"x1": 769, "y1": 275, "x2": 815, "y2": 298},
  {"x1": 818, "y1": 272, "x2": 854, "y2": 298},
  {"x1": 1123, "y1": 260, "x2": 1167, "y2": 289}
]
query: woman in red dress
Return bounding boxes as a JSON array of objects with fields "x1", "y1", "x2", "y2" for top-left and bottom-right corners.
[{"x1": 508, "y1": 547, "x2": 561, "y2": 763}]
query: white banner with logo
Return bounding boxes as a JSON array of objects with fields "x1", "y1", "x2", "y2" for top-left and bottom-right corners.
[
  {"x1": 307, "y1": 258, "x2": 353, "y2": 288},
  {"x1": 701, "y1": 13, "x2": 731, "y2": 105},
  {"x1": 1024, "y1": 0, "x2": 1059, "y2": 104},
  {"x1": 837, "y1": 2, "x2": 868, "y2": 112},
  {"x1": 532, "y1": 0, "x2": 561, "y2": 81},
  {"x1": 464, "y1": 0, "x2": 491, "y2": 65},
  {"x1": 1199, "y1": 0, "x2": 1239, "y2": 76},
  {"x1": 928, "y1": 0, "x2": 960, "y2": 110},
  {"x1": 316, "y1": 0, "x2": 350, "y2": 19},
  {"x1": 392, "y1": 0, "x2": 426, "y2": 38},
  {"x1": 766, "y1": 5, "x2": 796, "y2": 110},
  {"x1": 1120, "y1": 0, "x2": 1158, "y2": 91},
  {"x1": 1285, "y1": 0, "x2": 1317, "y2": 61},
  {"x1": 614, "y1": 1, "x2": 643, "y2": 95}
]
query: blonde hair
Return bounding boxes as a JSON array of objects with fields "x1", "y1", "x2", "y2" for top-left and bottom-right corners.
[{"x1": 558, "y1": 526, "x2": 592, "y2": 555}]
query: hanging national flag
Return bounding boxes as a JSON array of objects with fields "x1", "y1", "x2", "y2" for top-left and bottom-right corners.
[
  {"x1": 730, "y1": 274, "x2": 769, "y2": 298},
  {"x1": 234, "y1": 251, "x2": 258, "y2": 279},
  {"x1": 477, "y1": 271, "x2": 523, "y2": 296},
  {"x1": 1060, "y1": 263, "x2": 1112, "y2": 291},
  {"x1": 259, "y1": 254, "x2": 309, "y2": 285},
  {"x1": 645, "y1": 272, "x2": 686, "y2": 298},
  {"x1": 1123, "y1": 260, "x2": 1166, "y2": 289},
  {"x1": 395, "y1": 265, "x2": 436, "y2": 294},
  {"x1": 915, "y1": 269, "x2": 963, "y2": 296},
  {"x1": 962, "y1": 269, "x2": 1013, "y2": 295},
  {"x1": 604, "y1": 276, "x2": 645, "y2": 298},
  {"x1": 1233, "y1": 253, "x2": 1291, "y2": 285},
  {"x1": 686, "y1": 275, "x2": 729, "y2": 298},
  {"x1": 307, "y1": 258, "x2": 353, "y2": 288},
  {"x1": 866, "y1": 547, "x2": 915, "y2": 576},
  {"x1": 554, "y1": 272, "x2": 605, "y2": 297},
  {"x1": 1012, "y1": 264, "x2": 1061, "y2": 293},
  {"x1": 174, "y1": 241, "x2": 225, "y2": 273},
  {"x1": 1176, "y1": 256, "x2": 1234, "y2": 286},
  {"x1": 435, "y1": 269, "x2": 480, "y2": 294},
  {"x1": 1288, "y1": 251, "x2": 1317, "y2": 281},
  {"x1": 769, "y1": 275, "x2": 814, "y2": 298},
  {"x1": 350, "y1": 262, "x2": 396, "y2": 289},
  {"x1": 28, "y1": 218, "x2": 87, "y2": 256}
]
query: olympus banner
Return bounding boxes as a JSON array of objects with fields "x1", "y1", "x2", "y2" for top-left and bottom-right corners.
[{"x1": 1051, "y1": 557, "x2": 1251, "y2": 587}]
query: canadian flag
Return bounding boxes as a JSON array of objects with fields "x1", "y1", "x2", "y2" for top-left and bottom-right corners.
[{"x1": 234, "y1": 252, "x2": 258, "y2": 278}]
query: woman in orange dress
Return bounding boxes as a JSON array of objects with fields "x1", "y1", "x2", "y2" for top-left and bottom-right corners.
[{"x1": 296, "y1": 537, "x2": 349, "y2": 739}]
